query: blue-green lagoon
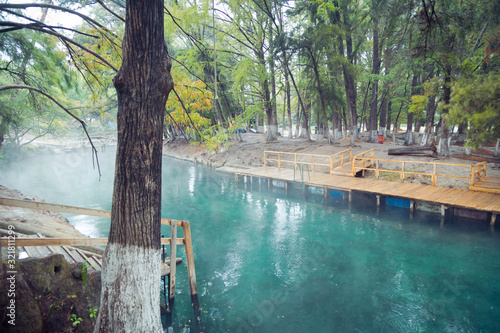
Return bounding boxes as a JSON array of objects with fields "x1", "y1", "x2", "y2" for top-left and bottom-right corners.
[{"x1": 1, "y1": 148, "x2": 499, "y2": 332}]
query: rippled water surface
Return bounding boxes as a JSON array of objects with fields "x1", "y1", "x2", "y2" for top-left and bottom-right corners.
[{"x1": 2, "y1": 148, "x2": 500, "y2": 332}]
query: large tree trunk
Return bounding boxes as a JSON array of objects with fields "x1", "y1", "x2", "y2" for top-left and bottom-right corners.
[
  {"x1": 379, "y1": 45, "x2": 392, "y2": 138},
  {"x1": 94, "y1": 0, "x2": 173, "y2": 331},
  {"x1": 308, "y1": 48, "x2": 331, "y2": 143},
  {"x1": 268, "y1": 18, "x2": 278, "y2": 140},
  {"x1": 405, "y1": 72, "x2": 419, "y2": 146},
  {"x1": 439, "y1": 69, "x2": 452, "y2": 157},
  {"x1": 368, "y1": 15, "x2": 380, "y2": 143},
  {"x1": 258, "y1": 46, "x2": 276, "y2": 142},
  {"x1": 331, "y1": 2, "x2": 357, "y2": 146}
]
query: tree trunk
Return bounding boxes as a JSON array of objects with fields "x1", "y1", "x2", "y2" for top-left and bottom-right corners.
[
  {"x1": 439, "y1": 69, "x2": 452, "y2": 157},
  {"x1": 332, "y1": 2, "x2": 357, "y2": 146},
  {"x1": 405, "y1": 72, "x2": 419, "y2": 146},
  {"x1": 379, "y1": 45, "x2": 392, "y2": 138},
  {"x1": 368, "y1": 15, "x2": 380, "y2": 143},
  {"x1": 268, "y1": 18, "x2": 278, "y2": 139},
  {"x1": 94, "y1": 0, "x2": 173, "y2": 331},
  {"x1": 308, "y1": 47, "x2": 331, "y2": 143}
]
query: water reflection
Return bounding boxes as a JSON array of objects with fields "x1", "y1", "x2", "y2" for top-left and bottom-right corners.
[{"x1": 2, "y1": 150, "x2": 500, "y2": 332}]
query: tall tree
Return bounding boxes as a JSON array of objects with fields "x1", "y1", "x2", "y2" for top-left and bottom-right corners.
[
  {"x1": 368, "y1": 0, "x2": 380, "y2": 143},
  {"x1": 95, "y1": 0, "x2": 173, "y2": 331}
]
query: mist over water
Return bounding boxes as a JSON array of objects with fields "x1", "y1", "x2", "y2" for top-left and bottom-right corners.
[{"x1": 1, "y1": 147, "x2": 500, "y2": 332}]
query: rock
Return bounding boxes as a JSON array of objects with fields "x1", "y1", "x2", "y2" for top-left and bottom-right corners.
[{"x1": 0, "y1": 254, "x2": 101, "y2": 333}]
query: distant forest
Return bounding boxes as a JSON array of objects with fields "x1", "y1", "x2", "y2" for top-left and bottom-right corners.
[{"x1": 1, "y1": 0, "x2": 499, "y2": 156}]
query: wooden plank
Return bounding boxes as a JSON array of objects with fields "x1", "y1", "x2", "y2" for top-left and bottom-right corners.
[
  {"x1": 23, "y1": 244, "x2": 42, "y2": 258},
  {"x1": 64, "y1": 246, "x2": 85, "y2": 263},
  {"x1": 0, "y1": 237, "x2": 181, "y2": 247},
  {"x1": 0, "y1": 197, "x2": 184, "y2": 227},
  {"x1": 50, "y1": 246, "x2": 74, "y2": 263},
  {"x1": 93, "y1": 256, "x2": 103, "y2": 269},
  {"x1": 169, "y1": 219, "x2": 177, "y2": 301},
  {"x1": 182, "y1": 221, "x2": 198, "y2": 296},
  {"x1": 161, "y1": 263, "x2": 170, "y2": 277}
]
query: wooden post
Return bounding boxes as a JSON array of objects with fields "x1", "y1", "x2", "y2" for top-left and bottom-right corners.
[
  {"x1": 182, "y1": 221, "x2": 198, "y2": 296},
  {"x1": 441, "y1": 205, "x2": 447, "y2": 217},
  {"x1": 263, "y1": 151, "x2": 267, "y2": 167},
  {"x1": 432, "y1": 164, "x2": 437, "y2": 186},
  {"x1": 401, "y1": 162, "x2": 405, "y2": 183},
  {"x1": 311, "y1": 156, "x2": 315, "y2": 172},
  {"x1": 376, "y1": 194, "x2": 380, "y2": 215},
  {"x1": 491, "y1": 213, "x2": 497, "y2": 226},
  {"x1": 330, "y1": 156, "x2": 333, "y2": 171},
  {"x1": 169, "y1": 219, "x2": 177, "y2": 302},
  {"x1": 278, "y1": 153, "x2": 281, "y2": 170},
  {"x1": 469, "y1": 165, "x2": 475, "y2": 186},
  {"x1": 375, "y1": 160, "x2": 380, "y2": 179},
  {"x1": 410, "y1": 200, "x2": 415, "y2": 213}
]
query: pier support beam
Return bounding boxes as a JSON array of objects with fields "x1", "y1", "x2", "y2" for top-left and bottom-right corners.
[{"x1": 491, "y1": 213, "x2": 497, "y2": 226}]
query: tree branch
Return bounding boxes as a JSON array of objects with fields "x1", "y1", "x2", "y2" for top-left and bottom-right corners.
[
  {"x1": 0, "y1": 22, "x2": 118, "y2": 72},
  {"x1": 0, "y1": 85, "x2": 102, "y2": 179}
]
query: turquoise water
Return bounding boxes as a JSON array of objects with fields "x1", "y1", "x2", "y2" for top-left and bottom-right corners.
[{"x1": 1, "y1": 148, "x2": 500, "y2": 332}]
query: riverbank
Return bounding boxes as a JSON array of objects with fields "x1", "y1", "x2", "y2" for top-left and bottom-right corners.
[
  {"x1": 0, "y1": 185, "x2": 88, "y2": 238},
  {"x1": 163, "y1": 132, "x2": 500, "y2": 189},
  {"x1": 0, "y1": 185, "x2": 104, "y2": 256}
]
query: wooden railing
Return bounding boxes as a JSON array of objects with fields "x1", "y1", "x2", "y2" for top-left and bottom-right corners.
[
  {"x1": 331, "y1": 149, "x2": 353, "y2": 169},
  {"x1": 264, "y1": 149, "x2": 352, "y2": 172},
  {"x1": 0, "y1": 197, "x2": 197, "y2": 300},
  {"x1": 470, "y1": 161, "x2": 487, "y2": 186},
  {"x1": 352, "y1": 158, "x2": 485, "y2": 187},
  {"x1": 352, "y1": 149, "x2": 375, "y2": 175}
]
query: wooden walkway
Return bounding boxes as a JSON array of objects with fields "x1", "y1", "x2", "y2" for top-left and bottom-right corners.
[
  {"x1": 4, "y1": 231, "x2": 182, "y2": 275},
  {"x1": 235, "y1": 166, "x2": 500, "y2": 218},
  {"x1": 470, "y1": 176, "x2": 500, "y2": 194}
]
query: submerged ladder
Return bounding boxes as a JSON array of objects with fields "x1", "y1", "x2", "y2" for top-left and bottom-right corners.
[{"x1": 293, "y1": 163, "x2": 310, "y2": 188}]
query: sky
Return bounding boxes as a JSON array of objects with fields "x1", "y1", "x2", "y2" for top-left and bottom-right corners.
[{"x1": 8, "y1": 0, "x2": 88, "y2": 29}]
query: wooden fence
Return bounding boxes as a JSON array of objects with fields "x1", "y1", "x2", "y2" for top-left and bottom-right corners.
[
  {"x1": 351, "y1": 149, "x2": 488, "y2": 187},
  {"x1": 264, "y1": 149, "x2": 352, "y2": 172},
  {"x1": 0, "y1": 197, "x2": 197, "y2": 301}
]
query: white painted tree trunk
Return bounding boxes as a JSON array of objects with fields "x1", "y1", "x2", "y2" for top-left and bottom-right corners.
[
  {"x1": 380, "y1": 126, "x2": 386, "y2": 139},
  {"x1": 404, "y1": 130, "x2": 413, "y2": 146},
  {"x1": 420, "y1": 131, "x2": 428, "y2": 147},
  {"x1": 494, "y1": 139, "x2": 499, "y2": 157},
  {"x1": 265, "y1": 125, "x2": 278, "y2": 141},
  {"x1": 96, "y1": 244, "x2": 162, "y2": 332}
]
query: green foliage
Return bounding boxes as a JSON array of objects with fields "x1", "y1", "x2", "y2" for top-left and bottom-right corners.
[
  {"x1": 81, "y1": 260, "x2": 92, "y2": 284},
  {"x1": 70, "y1": 314, "x2": 83, "y2": 327},
  {"x1": 89, "y1": 308, "x2": 98, "y2": 320},
  {"x1": 408, "y1": 94, "x2": 427, "y2": 118},
  {"x1": 449, "y1": 71, "x2": 500, "y2": 148},
  {"x1": 165, "y1": 71, "x2": 213, "y2": 140}
]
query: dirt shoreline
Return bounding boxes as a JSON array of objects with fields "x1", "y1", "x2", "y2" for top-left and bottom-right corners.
[
  {"x1": 162, "y1": 132, "x2": 500, "y2": 189},
  {"x1": 0, "y1": 185, "x2": 104, "y2": 255}
]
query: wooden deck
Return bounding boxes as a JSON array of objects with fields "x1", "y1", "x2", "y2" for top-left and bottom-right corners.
[
  {"x1": 235, "y1": 166, "x2": 500, "y2": 216},
  {"x1": 470, "y1": 176, "x2": 500, "y2": 194}
]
